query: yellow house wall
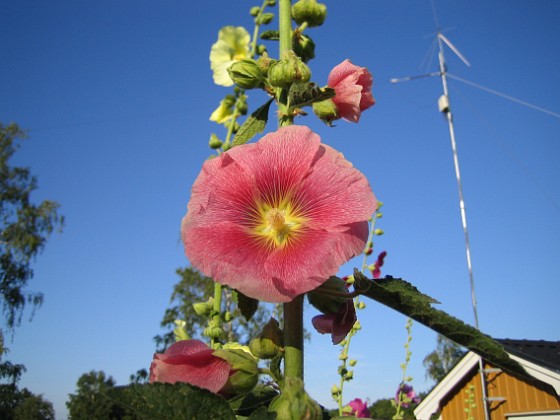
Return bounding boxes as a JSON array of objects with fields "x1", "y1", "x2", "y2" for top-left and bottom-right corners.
[{"x1": 441, "y1": 362, "x2": 559, "y2": 419}]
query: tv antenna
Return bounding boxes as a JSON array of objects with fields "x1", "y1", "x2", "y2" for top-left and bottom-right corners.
[{"x1": 391, "y1": 4, "x2": 493, "y2": 419}]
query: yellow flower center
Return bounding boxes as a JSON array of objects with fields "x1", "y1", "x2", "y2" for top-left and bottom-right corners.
[{"x1": 250, "y1": 199, "x2": 306, "y2": 249}]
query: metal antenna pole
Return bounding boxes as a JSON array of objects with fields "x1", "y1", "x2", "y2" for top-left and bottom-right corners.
[
  {"x1": 436, "y1": 32, "x2": 491, "y2": 420},
  {"x1": 436, "y1": 34, "x2": 479, "y2": 330}
]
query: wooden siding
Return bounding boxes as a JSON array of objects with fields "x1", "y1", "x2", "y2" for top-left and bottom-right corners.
[{"x1": 441, "y1": 362, "x2": 559, "y2": 419}]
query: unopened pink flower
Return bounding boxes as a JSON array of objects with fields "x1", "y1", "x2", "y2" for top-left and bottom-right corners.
[
  {"x1": 328, "y1": 59, "x2": 375, "y2": 122},
  {"x1": 182, "y1": 126, "x2": 377, "y2": 303},
  {"x1": 149, "y1": 340, "x2": 231, "y2": 393},
  {"x1": 312, "y1": 298, "x2": 356, "y2": 345},
  {"x1": 372, "y1": 250, "x2": 387, "y2": 279},
  {"x1": 346, "y1": 398, "x2": 371, "y2": 418}
]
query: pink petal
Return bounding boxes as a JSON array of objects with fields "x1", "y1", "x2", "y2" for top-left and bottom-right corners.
[
  {"x1": 311, "y1": 313, "x2": 335, "y2": 334},
  {"x1": 150, "y1": 340, "x2": 231, "y2": 393}
]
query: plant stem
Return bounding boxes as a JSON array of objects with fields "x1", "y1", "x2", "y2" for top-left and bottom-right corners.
[
  {"x1": 211, "y1": 282, "x2": 223, "y2": 348},
  {"x1": 283, "y1": 295, "x2": 304, "y2": 378},
  {"x1": 277, "y1": 0, "x2": 293, "y2": 127}
]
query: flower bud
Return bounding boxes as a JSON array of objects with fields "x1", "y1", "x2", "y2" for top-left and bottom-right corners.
[
  {"x1": 349, "y1": 359, "x2": 358, "y2": 367},
  {"x1": 213, "y1": 348, "x2": 259, "y2": 395},
  {"x1": 249, "y1": 6, "x2": 261, "y2": 16},
  {"x1": 307, "y1": 276, "x2": 348, "y2": 314},
  {"x1": 208, "y1": 134, "x2": 223, "y2": 150},
  {"x1": 357, "y1": 301, "x2": 366, "y2": 310},
  {"x1": 331, "y1": 384, "x2": 340, "y2": 396},
  {"x1": 193, "y1": 301, "x2": 211, "y2": 316},
  {"x1": 312, "y1": 98, "x2": 339, "y2": 125},
  {"x1": 227, "y1": 59, "x2": 264, "y2": 90},
  {"x1": 269, "y1": 377, "x2": 322, "y2": 420},
  {"x1": 268, "y1": 50, "x2": 311, "y2": 88},
  {"x1": 266, "y1": 0, "x2": 276, "y2": 5},
  {"x1": 256, "y1": 12, "x2": 274, "y2": 25},
  {"x1": 292, "y1": 0, "x2": 327, "y2": 27},
  {"x1": 249, "y1": 317, "x2": 283, "y2": 359},
  {"x1": 293, "y1": 33, "x2": 315, "y2": 63},
  {"x1": 173, "y1": 320, "x2": 190, "y2": 341}
]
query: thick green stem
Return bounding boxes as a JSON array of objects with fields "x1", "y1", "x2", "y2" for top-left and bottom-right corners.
[
  {"x1": 277, "y1": 0, "x2": 294, "y2": 127},
  {"x1": 283, "y1": 295, "x2": 304, "y2": 379}
]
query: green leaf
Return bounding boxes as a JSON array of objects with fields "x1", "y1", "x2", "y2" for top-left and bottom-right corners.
[
  {"x1": 233, "y1": 99, "x2": 273, "y2": 147},
  {"x1": 260, "y1": 30, "x2": 279, "y2": 40},
  {"x1": 288, "y1": 83, "x2": 335, "y2": 109},
  {"x1": 113, "y1": 383, "x2": 236, "y2": 420},
  {"x1": 228, "y1": 384, "x2": 278, "y2": 417},
  {"x1": 238, "y1": 291, "x2": 259, "y2": 321},
  {"x1": 354, "y1": 269, "x2": 527, "y2": 377}
]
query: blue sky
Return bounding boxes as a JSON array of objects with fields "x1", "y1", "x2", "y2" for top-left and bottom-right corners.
[{"x1": 2, "y1": 1, "x2": 559, "y2": 418}]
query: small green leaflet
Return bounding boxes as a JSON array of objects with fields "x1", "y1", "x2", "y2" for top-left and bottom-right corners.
[{"x1": 233, "y1": 98, "x2": 274, "y2": 147}]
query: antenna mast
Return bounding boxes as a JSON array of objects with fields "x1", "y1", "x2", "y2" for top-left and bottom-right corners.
[{"x1": 391, "y1": 3, "x2": 492, "y2": 418}]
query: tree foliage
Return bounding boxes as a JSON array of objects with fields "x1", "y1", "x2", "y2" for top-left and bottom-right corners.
[
  {"x1": 66, "y1": 371, "x2": 131, "y2": 420},
  {"x1": 153, "y1": 267, "x2": 275, "y2": 351},
  {"x1": 0, "y1": 340, "x2": 54, "y2": 420},
  {"x1": 422, "y1": 334, "x2": 465, "y2": 383},
  {"x1": 0, "y1": 122, "x2": 64, "y2": 330}
]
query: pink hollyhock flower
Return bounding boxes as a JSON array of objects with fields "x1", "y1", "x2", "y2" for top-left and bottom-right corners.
[
  {"x1": 396, "y1": 383, "x2": 421, "y2": 408},
  {"x1": 372, "y1": 250, "x2": 387, "y2": 279},
  {"x1": 182, "y1": 125, "x2": 377, "y2": 303},
  {"x1": 328, "y1": 59, "x2": 375, "y2": 122},
  {"x1": 149, "y1": 340, "x2": 231, "y2": 393},
  {"x1": 346, "y1": 398, "x2": 371, "y2": 418},
  {"x1": 311, "y1": 298, "x2": 356, "y2": 344}
]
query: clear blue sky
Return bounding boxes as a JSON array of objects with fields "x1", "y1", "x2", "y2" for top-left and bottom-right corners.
[{"x1": 2, "y1": 1, "x2": 559, "y2": 418}]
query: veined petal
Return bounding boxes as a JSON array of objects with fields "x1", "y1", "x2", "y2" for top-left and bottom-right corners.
[{"x1": 182, "y1": 126, "x2": 377, "y2": 303}]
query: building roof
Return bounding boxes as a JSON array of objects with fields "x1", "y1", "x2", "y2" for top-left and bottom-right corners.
[
  {"x1": 496, "y1": 339, "x2": 560, "y2": 374},
  {"x1": 414, "y1": 339, "x2": 560, "y2": 420}
]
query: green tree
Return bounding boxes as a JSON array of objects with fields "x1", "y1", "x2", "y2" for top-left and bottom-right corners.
[
  {"x1": 422, "y1": 334, "x2": 465, "y2": 383},
  {"x1": 66, "y1": 371, "x2": 131, "y2": 420},
  {"x1": 153, "y1": 267, "x2": 275, "y2": 351},
  {"x1": 0, "y1": 122, "x2": 64, "y2": 331},
  {"x1": 0, "y1": 339, "x2": 54, "y2": 420}
]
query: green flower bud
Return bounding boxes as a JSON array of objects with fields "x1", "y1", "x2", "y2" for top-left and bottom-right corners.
[
  {"x1": 307, "y1": 276, "x2": 348, "y2": 314},
  {"x1": 292, "y1": 0, "x2": 327, "y2": 27},
  {"x1": 357, "y1": 301, "x2": 366, "y2": 310},
  {"x1": 312, "y1": 98, "x2": 339, "y2": 125},
  {"x1": 213, "y1": 348, "x2": 259, "y2": 395},
  {"x1": 256, "y1": 12, "x2": 274, "y2": 25},
  {"x1": 173, "y1": 320, "x2": 190, "y2": 341},
  {"x1": 269, "y1": 377, "x2": 322, "y2": 420},
  {"x1": 235, "y1": 98, "x2": 248, "y2": 115},
  {"x1": 208, "y1": 134, "x2": 223, "y2": 150},
  {"x1": 249, "y1": 318, "x2": 283, "y2": 359},
  {"x1": 223, "y1": 311, "x2": 233, "y2": 322},
  {"x1": 331, "y1": 384, "x2": 340, "y2": 395},
  {"x1": 227, "y1": 59, "x2": 264, "y2": 90},
  {"x1": 193, "y1": 301, "x2": 211, "y2": 316},
  {"x1": 266, "y1": 0, "x2": 276, "y2": 5},
  {"x1": 293, "y1": 33, "x2": 315, "y2": 63},
  {"x1": 268, "y1": 50, "x2": 311, "y2": 88},
  {"x1": 345, "y1": 370, "x2": 354, "y2": 380},
  {"x1": 256, "y1": 44, "x2": 267, "y2": 55},
  {"x1": 249, "y1": 6, "x2": 261, "y2": 16},
  {"x1": 349, "y1": 359, "x2": 357, "y2": 367},
  {"x1": 374, "y1": 228, "x2": 385, "y2": 236}
]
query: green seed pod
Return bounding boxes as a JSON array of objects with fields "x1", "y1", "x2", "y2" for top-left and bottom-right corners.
[
  {"x1": 292, "y1": 0, "x2": 327, "y2": 27},
  {"x1": 268, "y1": 50, "x2": 311, "y2": 88}
]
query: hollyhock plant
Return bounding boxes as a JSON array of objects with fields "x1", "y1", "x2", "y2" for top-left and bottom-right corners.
[
  {"x1": 311, "y1": 298, "x2": 357, "y2": 345},
  {"x1": 149, "y1": 340, "x2": 231, "y2": 393},
  {"x1": 182, "y1": 125, "x2": 377, "y2": 303},
  {"x1": 346, "y1": 398, "x2": 371, "y2": 418},
  {"x1": 328, "y1": 59, "x2": 375, "y2": 122},
  {"x1": 396, "y1": 383, "x2": 421, "y2": 408}
]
